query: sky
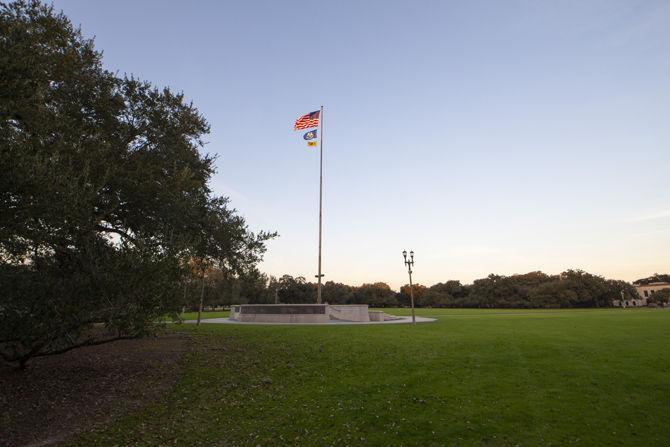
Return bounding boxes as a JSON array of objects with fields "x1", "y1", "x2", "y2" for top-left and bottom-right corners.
[{"x1": 52, "y1": 0, "x2": 670, "y2": 289}]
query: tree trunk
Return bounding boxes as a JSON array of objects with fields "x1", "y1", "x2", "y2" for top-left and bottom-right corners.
[{"x1": 197, "y1": 272, "x2": 205, "y2": 325}]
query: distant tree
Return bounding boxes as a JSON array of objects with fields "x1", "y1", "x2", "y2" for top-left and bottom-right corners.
[
  {"x1": 528, "y1": 281, "x2": 577, "y2": 308},
  {"x1": 463, "y1": 270, "x2": 623, "y2": 308},
  {"x1": 648, "y1": 288, "x2": 670, "y2": 305},
  {"x1": 322, "y1": 281, "x2": 354, "y2": 305},
  {"x1": 180, "y1": 269, "x2": 642, "y2": 310},
  {"x1": 238, "y1": 269, "x2": 274, "y2": 304},
  {"x1": 399, "y1": 283, "x2": 427, "y2": 306},
  {"x1": 420, "y1": 288, "x2": 449, "y2": 308},
  {"x1": 605, "y1": 280, "x2": 638, "y2": 305},
  {"x1": 422, "y1": 280, "x2": 469, "y2": 307},
  {"x1": 181, "y1": 260, "x2": 221, "y2": 312},
  {"x1": 266, "y1": 275, "x2": 280, "y2": 304},
  {"x1": 0, "y1": 1, "x2": 275, "y2": 367},
  {"x1": 558, "y1": 270, "x2": 611, "y2": 307},
  {"x1": 469, "y1": 274, "x2": 528, "y2": 308},
  {"x1": 276, "y1": 275, "x2": 314, "y2": 303},
  {"x1": 527, "y1": 270, "x2": 615, "y2": 308},
  {"x1": 352, "y1": 283, "x2": 398, "y2": 307}
]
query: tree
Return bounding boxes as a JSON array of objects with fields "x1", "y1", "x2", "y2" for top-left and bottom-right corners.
[
  {"x1": 352, "y1": 283, "x2": 398, "y2": 307},
  {"x1": 469, "y1": 274, "x2": 523, "y2": 308},
  {"x1": 422, "y1": 280, "x2": 468, "y2": 307},
  {"x1": 0, "y1": 1, "x2": 274, "y2": 367},
  {"x1": 648, "y1": 288, "x2": 670, "y2": 306},
  {"x1": 605, "y1": 280, "x2": 638, "y2": 306},
  {"x1": 557, "y1": 270, "x2": 611, "y2": 307},
  {"x1": 399, "y1": 283, "x2": 427, "y2": 307},
  {"x1": 526, "y1": 270, "x2": 616, "y2": 308},
  {"x1": 528, "y1": 281, "x2": 577, "y2": 308},
  {"x1": 238, "y1": 268, "x2": 274, "y2": 304},
  {"x1": 321, "y1": 281, "x2": 354, "y2": 305},
  {"x1": 276, "y1": 275, "x2": 314, "y2": 304},
  {"x1": 467, "y1": 272, "x2": 555, "y2": 308},
  {"x1": 188, "y1": 196, "x2": 276, "y2": 323}
]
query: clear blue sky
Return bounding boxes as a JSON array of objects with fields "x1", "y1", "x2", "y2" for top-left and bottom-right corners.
[{"x1": 54, "y1": 0, "x2": 669, "y2": 289}]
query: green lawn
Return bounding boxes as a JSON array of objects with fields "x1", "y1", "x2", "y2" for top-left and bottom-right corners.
[
  {"x1": 180, "y1": 310, "x2": 230, "y2": 320},
  {"x1": 72, "y1": 308, "x2": 670, "y2": 446}
]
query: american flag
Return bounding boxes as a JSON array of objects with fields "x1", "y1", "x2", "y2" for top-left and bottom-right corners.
[{"x1": 294, "y1": 110, "x2": 320, "y2": 130}]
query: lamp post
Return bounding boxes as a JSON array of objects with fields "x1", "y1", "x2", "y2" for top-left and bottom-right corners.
[{"x1": 402, "y1": 250, "x2": 416, "y2": 324}]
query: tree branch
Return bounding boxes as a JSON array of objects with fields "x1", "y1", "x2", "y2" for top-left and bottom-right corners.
[
  {"x1": 95, "y1": 224, "x2": 136, "y2": 243},
  {"x1": 1, "y1": 334, "x2": 141, "y2": 369},
  {"x1": 32, "y1": 334, "x2": 140, "y2": 359}
]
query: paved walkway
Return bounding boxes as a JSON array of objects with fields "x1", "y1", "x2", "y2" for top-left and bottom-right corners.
[{"x1": 184, "y1": 316, "x2": 436, "y2": 325}]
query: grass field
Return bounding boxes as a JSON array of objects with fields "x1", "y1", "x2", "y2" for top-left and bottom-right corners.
[
  {"x1": 70, "y1": 308, "x2": 670, "y2": 446},
  {"x1": 180, "y1": 311, "x2": 230, "y2": 320}
]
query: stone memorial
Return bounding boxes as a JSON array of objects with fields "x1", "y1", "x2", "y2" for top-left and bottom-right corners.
[{"x1": 229, "y1": 304, "x2": 375, "y2": 323}]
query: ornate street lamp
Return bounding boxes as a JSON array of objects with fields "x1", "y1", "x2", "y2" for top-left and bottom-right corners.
[{"x1": 402, "y1": 250, "x2": 416, "y2": 324}]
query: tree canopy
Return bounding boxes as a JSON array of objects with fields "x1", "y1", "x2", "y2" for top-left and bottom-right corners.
[
  {"x1": 0, "y1": 0, "x2": 275, "y2": 367},
  {"x1": 647, "y1": 288, "x2": 670, "y2": 305}
]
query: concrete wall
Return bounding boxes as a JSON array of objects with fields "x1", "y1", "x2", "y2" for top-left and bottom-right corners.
[
  {"x1": 328, "y1": 305, "x2": 370, "y2": 322},
  {"x1": 230, "y1": 306, "x2": 241, "y2": 320},
  {"x1": 230, "y1": 304, "x2": 371, "y2": 323},
  {"x1": 613, "y1": 298, "x2": 647, "y2": 307},
  {"x1": 237, "y1": 313, "x2": 330, "y2": 323},
  {"x1": 231, "y1": 304, "x2": 330, "y2": 323},
  {"x1": 368, "y1": 310, "x2": 385, "y2": 321}
]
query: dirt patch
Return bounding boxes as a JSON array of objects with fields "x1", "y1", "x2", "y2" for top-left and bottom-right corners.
[{"x1": 0, "y1": 334, "x2": 192, "y2": 447}]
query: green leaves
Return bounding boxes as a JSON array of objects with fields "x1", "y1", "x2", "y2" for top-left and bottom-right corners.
[{"x1": 0, "y1": 1, "x2": 274, "y2": 367}]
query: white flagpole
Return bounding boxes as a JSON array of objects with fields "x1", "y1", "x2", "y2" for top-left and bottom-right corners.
[{"x1": 317, "y1": 105, "x2": 324, "y2": 304}]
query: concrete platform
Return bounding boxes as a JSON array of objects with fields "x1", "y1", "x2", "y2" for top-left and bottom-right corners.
[
  {"x1": 229, "y1": 304, "x2": 377, "y2": 323},
  {"x1": 185, "y1": 316, "x2": 436, "y2": 325},
  {"x1": 230, "y1": 304, "x2": 330, "y2": 323}
]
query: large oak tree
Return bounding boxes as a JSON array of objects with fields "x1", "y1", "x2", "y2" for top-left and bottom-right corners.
[{"x1": 0, "y1": 0, "x2": 275, "y2": 368}]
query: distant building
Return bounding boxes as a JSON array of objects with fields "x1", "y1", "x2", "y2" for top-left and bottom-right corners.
[
  {"x1": 613, "y1": 279, "x2": 670, "y2": 307},
  {"x1": 614, "y1": 295, "x2": 647, "y2": 307},
  {"x1": 635, "y1": 281, "x2": 670, "y2": 303}
]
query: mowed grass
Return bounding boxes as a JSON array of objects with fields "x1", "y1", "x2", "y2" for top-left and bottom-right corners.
[
  {"x1": 71, "y1": 308, "x2": 670, "y2": 446},
  {"x1": 180, "y1": 311, "x2": 230, "y2": 320}
]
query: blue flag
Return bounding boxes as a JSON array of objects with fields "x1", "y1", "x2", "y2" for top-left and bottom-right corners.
[{"x1": 303, "y1": 129, "x2": 317, "y2": 140}]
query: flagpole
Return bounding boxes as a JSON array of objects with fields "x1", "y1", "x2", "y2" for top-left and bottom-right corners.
[{"x1": 317, "y1": 105, "x2": 324, "y2": 304}]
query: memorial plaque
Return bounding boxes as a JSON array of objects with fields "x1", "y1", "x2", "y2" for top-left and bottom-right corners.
[{"x1": 240, "y1": 305, "x2": 326, "y2": 315}]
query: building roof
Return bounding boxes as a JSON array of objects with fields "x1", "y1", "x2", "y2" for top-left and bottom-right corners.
[{"x1": 635, "y1": 282, "x2": 670, "y2": 287}]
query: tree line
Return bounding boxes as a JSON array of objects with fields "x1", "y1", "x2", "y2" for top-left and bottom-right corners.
[{"x1": 188, "y1": 269, "x2": 649, "y2": 310}]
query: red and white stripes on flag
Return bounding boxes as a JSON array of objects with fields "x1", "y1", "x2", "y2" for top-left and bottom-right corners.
[{"x1": 294, "y1": 110, "x2": 320, "y2": 130}]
